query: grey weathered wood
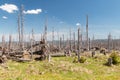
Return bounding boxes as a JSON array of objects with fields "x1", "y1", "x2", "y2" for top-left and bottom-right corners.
[
  {"x1": 77, "y1": 27, "x2": 80, "y2": 62},
  {"x1": 86, "y1": 15, "x2": 89, "y2": 51}
]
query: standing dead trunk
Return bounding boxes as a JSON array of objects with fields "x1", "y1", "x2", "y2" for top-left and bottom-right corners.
[
  {"x1": 2, "y1": 35, "x2": 5, "y2": 48},
  {"x1": 86, "y1": 15, "x2": 89, "y2": 51},
  {"x1": 78, "y1": 27, "x2": 80, "y2": 62},
  {"x1": 9, "y1": 35, "x2": 12, "y2": 51},
  {"x1": 108, "y1": 33, "x2": 111, "y2": 52}
]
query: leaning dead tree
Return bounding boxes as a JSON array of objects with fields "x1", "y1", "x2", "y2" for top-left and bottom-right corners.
[{"x1": 86, "y1": 15, "x2": 89, "y2": 51}]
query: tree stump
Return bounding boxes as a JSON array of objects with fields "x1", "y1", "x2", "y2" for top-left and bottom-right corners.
[
  {"x1": 92, "y1": 51, "x2": 95, "y2": 57},
  {"x1": 108, "y1": 58, "x2": 113, "y2": 66}
]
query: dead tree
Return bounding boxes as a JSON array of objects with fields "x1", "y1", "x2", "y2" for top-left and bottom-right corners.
[
  {"x1": 80, "y1": 28, "x2": 83, "y2": 50},
  {"x1": 73, "y1": 32, "x2": 76, "y2": 50},
  {"x1": 92, "y1": 34, "x2": 94, "y2": 48},
  {"x1": 77, "y1": 27, "x2": 80, "y2": 62},
  {"x1": 44, "y1": 18, "x2": 47, "y2": 43},
  {"x1": 18, "y1": 13, "x2": 21, "y2": 47},
  {"x1": 89, "y1": 38, "x2": 91, "y2": 50},
  {"x1": 52, "y1": 27, "x2": 54, "y2": 47},
  {"x1": 20, "y1": 5, "x2": 24, "y2": 50},
  {"x1": 9, "y1": 35, "x2": 12, "y2": 51},
  {"x1": 69, "y1": 28, "x2": 72, "y2": 51},
  {"x1": 62, "y1": 34, "x2": 64, "y2": 49},
  {"x1": 60, "y1": 37, "x2": 62, "y2": 51},
  {"x1": 86, "y1": 15, "x2": 89, "y2": 51},
  {"x1": 108, "y1": 33, "x2": 111, "y2": 52},
  {"x1": 32, "y1": 28, "x2": 35, "y2": 45},
  {"x1": 57, "y1": 32, "x2": 60, "y2": 50},
  {"x1": 2, "y1": 35, "x2": 5, "y2": 48}
]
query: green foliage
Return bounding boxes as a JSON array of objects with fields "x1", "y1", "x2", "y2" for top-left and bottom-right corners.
[
  {"x1": 110, "y1": 51, "x2": 120, "y2": 65},
  {"x1": 73, "y1": 56, "x2": 78, "y2": 63},
  {"x1": 0, "y1": 56, "x2": 120, "y2": 80},
  {"x1": 79, "y1": 56, "x2": 86, "y2": 63},
  {"x1": 73, "y1": 56, "x2": 86, "y2": 63}
]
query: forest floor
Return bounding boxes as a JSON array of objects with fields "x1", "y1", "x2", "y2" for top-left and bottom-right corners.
[{"x1": 0, "y1": 53, "x2": 120, "y2": 80}]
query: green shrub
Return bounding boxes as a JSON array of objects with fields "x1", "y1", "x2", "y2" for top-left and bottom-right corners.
[
  {"x1": 73, "y1": 56, "x2": 78, "y2": 63},
  {"x1": 79, "y1": 56, "x2": 86, "y2": 63},
  {"x1": 73, "y1": 56, "x2": 86, "y2": 63},
  {"x1": 110, "y1": 51, "x2": 120, "y2": 65}
]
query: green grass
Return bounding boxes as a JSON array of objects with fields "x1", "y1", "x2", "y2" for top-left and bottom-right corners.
[{"x1": 0, "y1": 54, "x2": 120, "y2": 80}]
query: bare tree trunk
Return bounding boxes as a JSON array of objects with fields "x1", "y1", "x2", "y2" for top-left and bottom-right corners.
[
  {"x1": 52, "y1": 27, "x2": 54, "y2": 47},
  {"x1": 9, "y1": 35, "x2": 12, "y2": 51},
  {"x1": 73, "y1": 32, "x2": 76, "y2": 50},
  {"x1": 62, "y1": 34, "x2": 64, "y2": 49},
  {"x1": 2, "y1": 35, "x2": 5, "y2": 48},
  {"x1": 86, "y1": 15, "x2": 89, "y2": 51},
  {"x1": 108, "y1": 33, "x2": 111, "y2": 52},
  {"x1": 69, "y1": 28, "x2": 72, "y2": 51},
  {"x1": 18, "y1": 13, "x2": 21, "y2": 48},
  {"x1": 20, "y1": 5, "x2": 24, "y2": 50},
  {"x1": 78, "y1": 27, "x2": 80, "y2": 62},
  {"x1": 32, "y1": 29, "x2": 35, "y2": 45},
  {"x1": 44, "y1": 18, "x2": 47, "y2": 43},
  {"x1": 60, "y1": 37, "x2": 62, "y2": 51}
]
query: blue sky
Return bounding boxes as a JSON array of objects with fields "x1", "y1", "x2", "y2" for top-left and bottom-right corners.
[{"x1": 0, "y1": 0, "x2": 120, "y2": 41}]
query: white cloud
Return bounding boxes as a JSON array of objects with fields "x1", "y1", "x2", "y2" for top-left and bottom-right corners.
[
  {"x1": 24, "y1": 9, "x2": 42, "y2": 14},
  {"x1": 2, "y1": 16, "x2": 7, "y2": 19},
  {"x1": 76, "y1": 23, "x2": 81, "y2": 26},
  {"x1": 0, "y1": 3, "x2": 18, "y2": 13}
]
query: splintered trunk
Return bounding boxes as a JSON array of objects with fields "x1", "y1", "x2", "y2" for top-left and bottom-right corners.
[{"x1": 78, "y1": 28, "x2": 80, "y2": 62}]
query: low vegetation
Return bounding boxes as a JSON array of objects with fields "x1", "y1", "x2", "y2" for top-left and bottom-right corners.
[{"x1": 0, "y1": 53, "x2": 120, "y2": 80}]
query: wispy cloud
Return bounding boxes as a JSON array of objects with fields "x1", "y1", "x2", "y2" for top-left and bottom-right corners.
[
  {"x1": 0, "y1": 3, "x2": 18, "y2": 13},
  {"x1": 24, "y1": 9, "x2": 42, "y2": 14},
  {"x1": 2, "y1": 16, "x2": 7, "y2": 19}
]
